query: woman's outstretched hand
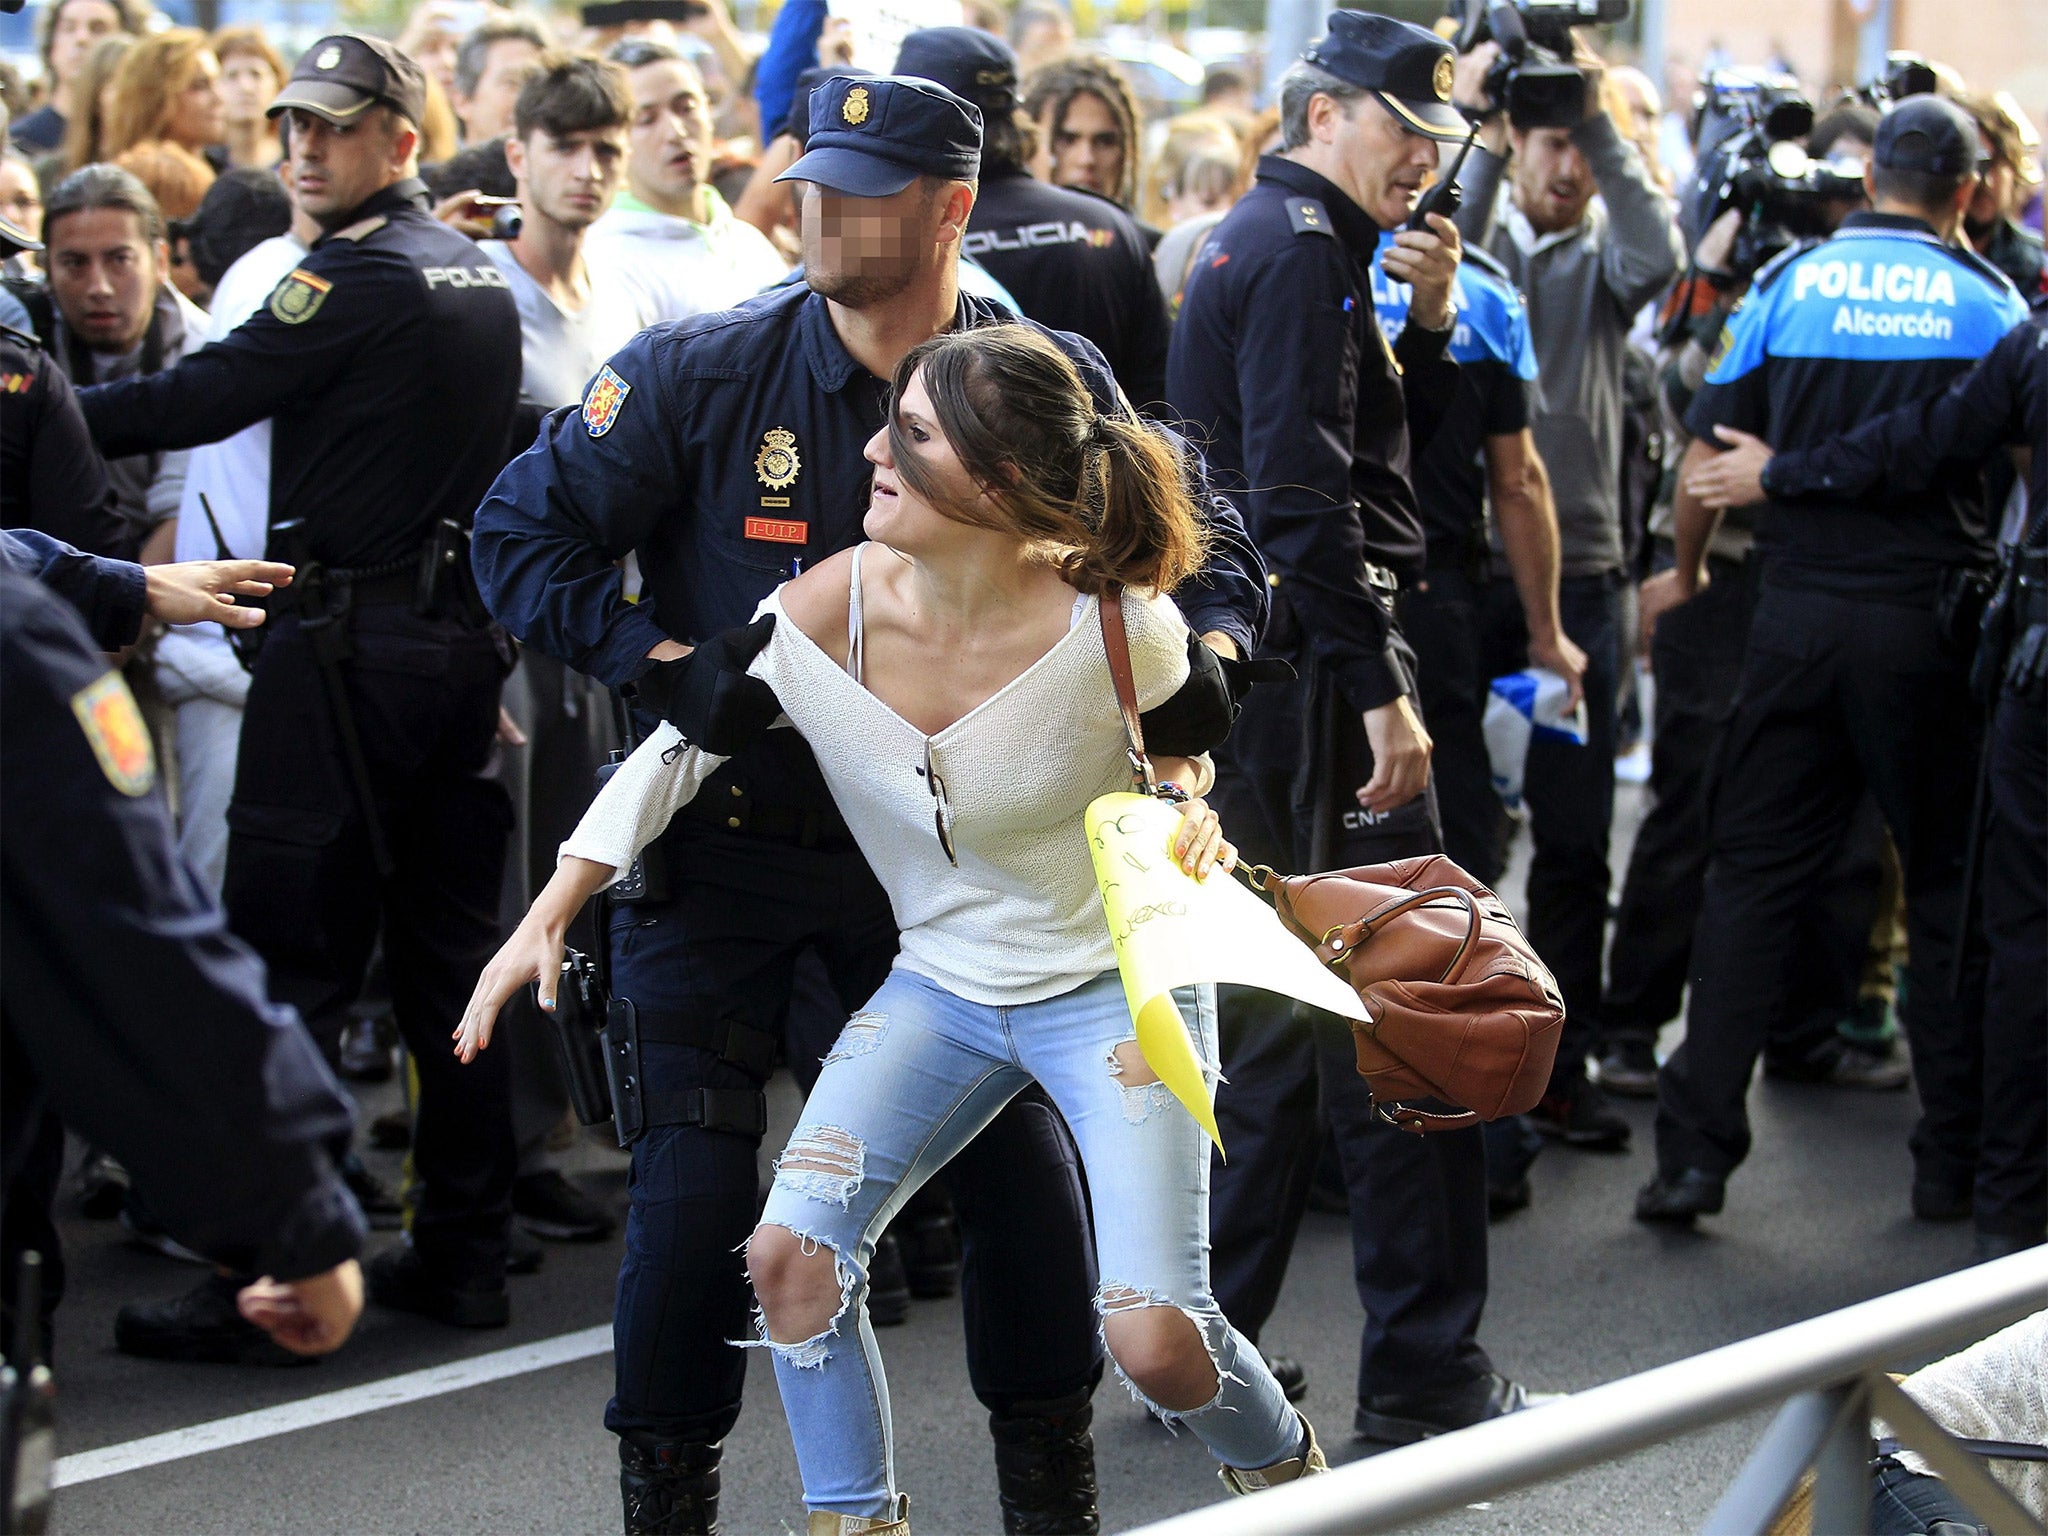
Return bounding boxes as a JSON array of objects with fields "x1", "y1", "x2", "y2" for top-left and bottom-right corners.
[
  {"x1": 1170, "y1": 797, "x2": 1237, "y2": 882},
  {"x1": 454, "y1": 910, "x2": 565, "y2": 1064}
]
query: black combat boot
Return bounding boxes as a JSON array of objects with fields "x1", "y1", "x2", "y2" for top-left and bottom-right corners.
[
  {"x1": 989, "y1": 1393, "x2": 1100, "y2": 1535},
  {"x1": 619, "y1": 1432, "x2": 721, "y2": 1536}
]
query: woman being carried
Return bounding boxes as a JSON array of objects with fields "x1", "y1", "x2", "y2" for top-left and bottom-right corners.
[{"x1": 457, "y1": 324, "x2": 1321, "y2": 1533}]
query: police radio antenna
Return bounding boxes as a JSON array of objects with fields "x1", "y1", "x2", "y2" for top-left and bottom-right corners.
[{"x1": 1410, "y1": 117, "x2": 1483, "y2": 231}]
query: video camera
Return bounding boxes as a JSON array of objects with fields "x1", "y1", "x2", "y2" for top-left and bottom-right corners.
[
  {"x1": 1444, "y1": 0, "x2": 1630, "y2": 131},
  {"x1": 1856, "y1": 50, "x2": 1943, "y2": 110},
  {"x1": 1692, "y1": 70, "x2": 1865, "y2": 278}
]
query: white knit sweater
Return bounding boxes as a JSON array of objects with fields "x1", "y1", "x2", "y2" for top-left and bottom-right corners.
[{"x1": 563, "y1": 561, "x2": 1191, "y2": 1005}]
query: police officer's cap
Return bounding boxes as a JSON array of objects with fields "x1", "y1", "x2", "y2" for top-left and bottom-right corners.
[
  {"x1": 894, "y1": 27, "x2": 1020, "y2": 119},
  {"x1": 1303, "y1": 10, "x2": 1467, "y2": 144},
  {"x1": 785, "y1": 66, "x2": 873, "y2": 147},
  {"x1": 269, "y1": 34, "x2": 428, "y2": 129},
  {"x1": 777, "y1": 75, "x2": 982, "y2": 198},
  {"x1": 1873, "y1": 95, "x2": 1987, "y2": 179}
]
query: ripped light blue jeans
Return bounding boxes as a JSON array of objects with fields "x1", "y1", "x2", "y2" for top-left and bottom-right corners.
[{"x1": 747, "y1": 967, "x2": 1301, "y2": 1518}]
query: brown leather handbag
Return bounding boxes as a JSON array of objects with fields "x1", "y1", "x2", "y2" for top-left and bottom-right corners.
[{"x1": 1102, "y1": 590, "x2": 1566, "y2": 1135}]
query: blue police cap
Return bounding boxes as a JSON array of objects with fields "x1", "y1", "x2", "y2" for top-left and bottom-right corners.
[
  {"x1": 894, "y1": 27, "x2": 1020, "y2": 118},
  {"x1": 1874, "y1": 95, "x2": 1986, "y2": 178},
  {"x1": 777, "y1": 75, "x2": 983, "y2": 198},
  {"x1": 1303, "y1": 10, "x2": 1467, "y2": 144}
]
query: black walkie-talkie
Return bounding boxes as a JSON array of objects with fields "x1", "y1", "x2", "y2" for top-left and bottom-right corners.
[{"x1": 1409, "y1": 119, "x2": 1483, "y2": 231}]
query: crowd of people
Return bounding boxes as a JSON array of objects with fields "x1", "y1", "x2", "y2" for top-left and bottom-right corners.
[{"x1": 1, "y1": 0, "x2": 2044, "y2": 1533}]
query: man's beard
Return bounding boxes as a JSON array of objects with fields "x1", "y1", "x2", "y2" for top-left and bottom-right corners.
[{"x1": 805, "y1": 263, "x2": 919, "y2": 309}]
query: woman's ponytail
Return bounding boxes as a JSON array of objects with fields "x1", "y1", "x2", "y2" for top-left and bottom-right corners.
[{"x1": 1065, "y1": 412, "x2": 1208, "y2": 596}]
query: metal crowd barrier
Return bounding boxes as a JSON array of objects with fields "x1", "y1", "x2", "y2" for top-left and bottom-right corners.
[{"x1": 1130, "y1": 1247, "x2": 2048, "y2": 1536}]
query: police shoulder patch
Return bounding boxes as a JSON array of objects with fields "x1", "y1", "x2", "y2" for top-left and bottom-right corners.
[
  {"x1": 269, "y1": 268, "x2": 333, "y2": 325},
  {"x1": 583, "y1": 364, "x2": 632, "y2": 437},
  {"x1": 70, "y1": 671, "x2": 154, "y2": 797},
  {"x1": 1286, "y1": 197, "x2": 1333, "y2": 239}
]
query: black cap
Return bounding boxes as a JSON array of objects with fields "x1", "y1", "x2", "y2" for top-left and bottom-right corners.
[
  {"x1": 0, "y1": 213, "x2": 42, "y2": 257},
  {"x1": 1874, "y1": 94, "x2": 1986, "y2": 177},
  {"x1": 581, "y1": 0, "x2": 702, "y2": 27},
  {"x1": 894, "y1": 27, "x2": 1019, "y2": 117},
  {"x1": 785, "y1": 65, "x2": 873, "y2": 147},
  {"x1": 1303, "y1": 10, "x2": 1466, "y2": 144},
  {"x1": 269, "y1": 34, "x2": 428, "y2": 128},
  {"x1": 777, "y1": 75, "x2": 982, "y2": 198}
]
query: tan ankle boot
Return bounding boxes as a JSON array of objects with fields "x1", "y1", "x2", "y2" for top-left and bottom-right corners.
[
  {"x1": 1218, "y1": 1412, "x2": 1328, "y2": 1495},
  {"x1": 807, "y1": 1494, "x2": 910, "y2": 1535}
]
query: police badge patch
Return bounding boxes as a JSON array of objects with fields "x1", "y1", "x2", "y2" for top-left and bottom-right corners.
[
  {"x1": 70, "y1": 671, "x2": 155, "y2": 797},
  {"x1": 269, "y1": 268, "x2": 332, "y2": 325},
  {"x1": 583, "y1": 364, "x2": 631, "y2": 437}
]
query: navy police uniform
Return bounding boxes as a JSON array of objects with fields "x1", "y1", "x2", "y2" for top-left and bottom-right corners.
[
  {"x1": 1369, "y1": 238, "x2": 1540, "y2": 881},
  {"x1": 1651, "y1": 98, "x2": 2032, "y2": 1211},
  {"x1": 1, "y1": 543, "x2": 365, "y2": 1355},
  {"x1": 895, "y1": 28, "x2": 1173, "y2": 412},
  {"x1": 1166, "y1": 12, "x2": 1513, "y2": 1429},
  {"x1": 0, "y1": 336, "x2": 129, "y2": 557},
  {"x1": 1762, "y1": 308, "x2": 2048, "y2": 1248},
  {"x1": 473, "y1": 74, "x2": 1266, "y2": 1524},
  {"x1": 76, "y1": 36, "x2": 525, "y2": 1301}
]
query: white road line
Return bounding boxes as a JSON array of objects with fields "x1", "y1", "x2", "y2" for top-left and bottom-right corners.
[{"x1": 53, "y1": 1324, "x2": 614, "y2": 1488}]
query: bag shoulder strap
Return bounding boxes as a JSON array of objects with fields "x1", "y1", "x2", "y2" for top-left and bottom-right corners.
[{"x1": 1099, "y1": 586, "x2": 1157, "y2": 794}]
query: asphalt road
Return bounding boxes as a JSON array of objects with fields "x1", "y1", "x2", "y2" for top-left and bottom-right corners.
[{"x1": 44, "y1": 784, "x2": 1981, "y2": 1535}]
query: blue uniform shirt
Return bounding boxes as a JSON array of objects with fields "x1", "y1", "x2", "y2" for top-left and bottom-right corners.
[
  {"x1": 1689, "y1": 211, "x2": 2029, "y2": 597},
  {"x1": 473, "y1": 280, "x2": 1267, "y2": 809},
  {"x1": 1372, "y1": 238, "x2": 1539, "y2": 564}
]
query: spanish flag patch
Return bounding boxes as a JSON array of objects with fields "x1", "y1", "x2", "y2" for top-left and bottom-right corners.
[
  {"x1": 269, "y1": 268, "x2": 333, "y2": 325},
  {"x1": 70, "y1": 671, "x2": 155, "y2": 797}
]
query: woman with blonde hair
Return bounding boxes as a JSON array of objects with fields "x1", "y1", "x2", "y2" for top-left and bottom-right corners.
[
  {"x1": 210, "y1": 26, "x2": 285, "y2": 169},
  {"x1": 52, "y1": 32, "x2": 132, "y2": 174},
  {"x1": 103, "y1": 29, "x2": 226, "y2": 166},
  {"x1": 457, "y1": 323, "x2": 1323, "y2": 1534}
]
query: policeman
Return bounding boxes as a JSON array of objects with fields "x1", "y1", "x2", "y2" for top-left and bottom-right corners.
[
  {"x1": 1638, "y1": 95, "x2": 2031, "y2": 1224},
  {"x1": 473, "y1": 74, "x2": 1267, "y2": 1536},
  {"x1": 1366, "y1": 233, "x2": 1582, "y2": 883},
  {"x1": 2, "y1": 531, "x2": 365, "y2": 1371},
  {"x1": 1686, "y1": 302, "x2": 2048, "y2": 1261},
  {"x1": 73, "y1": 35, "x2": 527, "y2": 1339},
  {"x1": 1167, "y1": 13, "x2": 1545, "y2": 1441},
  {"x1": 894, "y1": 27, "x2": 1172, "y2": 410}
]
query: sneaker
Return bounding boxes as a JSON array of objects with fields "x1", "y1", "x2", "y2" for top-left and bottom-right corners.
[
  {"x1": 1765, "y1": 1041, "x2": 1910, "y2": 1092},
  {"x1": 1595, "y1": 1038, "x2": 1659, "y2": 1098},
  {"x1": 1528, "y1": 1078, "x2": 1631, "y2": 1151},
  {"x1": 513, "y1": 1170, "x2": 616, "y2": 1242},
  {"x1": 867, "y1": 1231, "x2": 910, "y2": 1327},
  {"x1": 338, "y1": 1016, "x2": 395, "y2": 1083},
  {"x1": 115, "y1": 1273, "x2": 316, "y2": 1367},
  {"x1": 76, "y1": 1149, "x2": 130, "y2": 1218},
  {"x1": 367, "y1": 1245, "x2": 510, "y2": 1328},
  {"x1": 1836, "y1": 993, "x2": 1899, "y2": 1054},
  {"x1": 342, "y1": 1154, "x2": 406, "y2": 1231},
  {"x1": 1355, "y1": 1373, "x2": 1557, "y2": 1445},
  {"x1": 369, "y1": 1106, "x2": 412, "y2": 1151},
  {"x1": 119, "y1": 1200, "x2": 209, "y2": 1265}
]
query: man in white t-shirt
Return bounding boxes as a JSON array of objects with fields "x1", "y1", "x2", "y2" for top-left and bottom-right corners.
[
  {"x1": 585, "y1": 39, "x2": 788, "y2": 322},
  {"x1": 477, "y1": 51, "x2": 642, "y2": 1248}
]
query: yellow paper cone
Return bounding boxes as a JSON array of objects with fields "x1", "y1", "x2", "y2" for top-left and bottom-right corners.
[{"x1": 1086, "y1": 793, "x2": 1373, "y2": 1152}]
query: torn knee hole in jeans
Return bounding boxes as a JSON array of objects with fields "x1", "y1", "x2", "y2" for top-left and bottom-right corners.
[
  {"x1": 1094, "y1": 1285, "x2": 1239, "y2": 1424},
  {"x1": 1107, "y1": 1039, "x2": 1174, "y2": 1124},
  {"x1": 823, "y1": 1010, "x2": 887, "y2": 1063},
  {"x1": 772, "y1": 1125, "x2": 866, "y2": 1208},
  {"x1": 736, "y1": 1225, "x2": 856, "y2": 1371}
]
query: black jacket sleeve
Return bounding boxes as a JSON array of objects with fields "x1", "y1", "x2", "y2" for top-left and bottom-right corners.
[
  {"x1": 18, "y1": 353, "x2": 132, "y2": 558},
  {"x1": 1, "y1": 527, "x2": 146, "y2": 650},
  {"x1": 1234, "y1": 239, "x2": 1407, "y2": 710},
  {"x1": 1763, "y1": 319, "x2": 2042, "y2": 504},
  {"x1": 0, "y1": 574, "x2": 365, "y2": 1281}
]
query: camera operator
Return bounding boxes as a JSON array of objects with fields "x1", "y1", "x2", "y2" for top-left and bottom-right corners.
[
  {"x1": 1635, "y1": 96, "x2": 2029, "y2": 1226},
  {"x1": 1449, "y1": 19, "x2": 1683, "y2": 1146}
]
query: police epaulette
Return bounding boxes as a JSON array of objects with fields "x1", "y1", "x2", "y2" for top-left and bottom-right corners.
[
  {"x1": 1931, "y1": 239, "x2": 2021, "y2": 299},
  {"x1": 0, "y1": 321, "x2": 38, "y2": 349},
  {"x1": 1752, "y1": 239, "x2": 1821, "y2": 293},
  {"x1": 330, "y1": 213, "x2": 389, "y2": 242},
  {"x1": 1462, "y1": 243, "x2": 1513, "y2": 283},
  {"x1": 1286, "y1": 197, "x2": 1334, "y2": 238}
]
